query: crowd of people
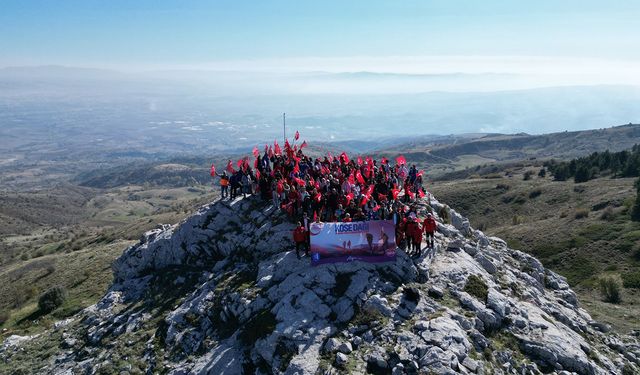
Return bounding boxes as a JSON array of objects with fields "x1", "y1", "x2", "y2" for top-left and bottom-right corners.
[{"x1": 211, "y1": 135, "x2": 438, "y2": 258}]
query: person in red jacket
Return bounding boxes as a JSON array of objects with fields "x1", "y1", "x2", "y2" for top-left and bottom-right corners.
[
  {"x1": 292, "y1": 222, "x2": 308, "y2": 259},
  {"x1": 411, "y1": 219, "x2": 423, "y2": 256},
  {"x1": 404, "y1": 217, "x2": 418, "y2": 255},
  {"x1": 423, "y1": 213, "x2": 437, "y2": 249}
]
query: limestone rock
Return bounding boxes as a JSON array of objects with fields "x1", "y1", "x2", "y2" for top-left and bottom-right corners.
[
  {"x1": 335, "y1": 352, "x2": 348, "y2": 366},
  {"x1": 11, "y1": 194, "x2": 636, "y2": 375}
]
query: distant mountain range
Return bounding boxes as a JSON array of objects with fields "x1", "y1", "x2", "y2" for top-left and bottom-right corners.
[{"x1": 378, "y1": 124, "x2": 640, "y2": 175}]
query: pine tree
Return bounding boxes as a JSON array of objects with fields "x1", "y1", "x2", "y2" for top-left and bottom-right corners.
[{"x1": 574, "y1": 165, "x2": 591, "y2": 183}]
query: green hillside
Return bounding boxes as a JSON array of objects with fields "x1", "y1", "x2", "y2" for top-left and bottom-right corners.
[{"x1": 430, "y1": 164, "x2": 640, "y2": 333}]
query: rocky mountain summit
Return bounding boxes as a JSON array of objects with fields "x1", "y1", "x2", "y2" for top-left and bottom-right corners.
[{"x1": 2, "y1": 195, "x2": 640, "y2": 375}]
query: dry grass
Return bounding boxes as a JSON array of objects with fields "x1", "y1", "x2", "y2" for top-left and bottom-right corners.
[
  {"x1": 430, "y1": 168, "x2": 640, "y2": 333},
  {"x1": 0, "y1": 183, "x2": 218, "y2": 336}
]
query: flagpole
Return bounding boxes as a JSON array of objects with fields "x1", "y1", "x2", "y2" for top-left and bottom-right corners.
[{"x1": 283, "y1": 112, "x2": 286, "y2": 143}]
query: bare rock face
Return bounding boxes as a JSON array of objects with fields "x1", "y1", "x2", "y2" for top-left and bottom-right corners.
[{"x1": 3, "y1": 195, "x2": 640, "y2": 375}]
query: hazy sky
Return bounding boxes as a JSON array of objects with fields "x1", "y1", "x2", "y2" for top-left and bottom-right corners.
[{"x1": 2, "y1": 1, "x2": 639, "y2": 71}]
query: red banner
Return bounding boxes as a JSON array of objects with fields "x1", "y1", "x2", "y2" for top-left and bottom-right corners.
[{"x1": 309, "y1": 220, "x2": 396, "y2": 265}]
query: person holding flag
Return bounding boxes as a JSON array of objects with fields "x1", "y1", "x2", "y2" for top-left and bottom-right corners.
[{"x1": 211, "y1": 163, "x2": 230, "y2": 199}]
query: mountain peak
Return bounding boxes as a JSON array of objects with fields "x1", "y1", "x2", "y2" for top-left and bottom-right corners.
[{"x1": 2, "y1": 195, "x2": 638, "y2": 374}]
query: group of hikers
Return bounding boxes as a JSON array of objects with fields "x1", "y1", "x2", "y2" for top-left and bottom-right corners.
[{"x1": 211, "y1": 134, "x2": 437, "y2": 259}]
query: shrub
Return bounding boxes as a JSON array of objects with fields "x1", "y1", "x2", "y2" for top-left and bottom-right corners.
[
  {"x1": 501, "y1": 195, "x2": 514, "y2": 204},
  {"x1": 0, "y1": 310, "x2": 10, "y2": 325},
  {"x1": 513, "y1": 194, "x2": 527, "y2": 204},
  {"x1": 439, "y1": 206, "x2": 450, "y2": 224},
  {"x1": 482, "y1": 173, "x2": 502, "y2": 179},
  {"x1": 538, "y1": 168, "x2": 546, "y2": 178},
  {"x1": 528, "y1": 189, "x2": 542, "y2": 199},
  {"x1": 523, "y1": 171, "x2": 534, "y2": 181},
  {"x1": 464, "y1": 274, "x2": 489, "y2": 302},
  {"x1": 599, "y1": 206, "x2": 616, "y2": 221},
  {"x1": 574, "y1": 208, "x2": 589, "y2": 219},
  {"x1": 622, "y1": 272, "x2": 640, "y2": 289},
  {"x1": 604, "y1": 264, "x2": 618, "y2": 272},
  {"x1": 45, "y1": 264, "x2": 56, "y2": 275},
  {"x1": 599, "y1": 277, "x2": 621, "y2": 303},
  {"x1": 632, "y1": 192, "x2": 640, "y2": 222},
  {"x1": 38, "y1": 286, "x2": 68, "y2": 313},
  {"x1": 512, "y1": 215, "x2": 525, "y2": 225}
]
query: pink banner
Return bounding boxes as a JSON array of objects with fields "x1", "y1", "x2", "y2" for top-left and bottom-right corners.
[{"x1": 310, "y1": 220, "x2": 396, "y2": 265}]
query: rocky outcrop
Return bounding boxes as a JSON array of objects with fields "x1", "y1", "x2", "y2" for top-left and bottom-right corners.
[{"x1": 2, "y1": 195, "x2": 639, "y2": 375}]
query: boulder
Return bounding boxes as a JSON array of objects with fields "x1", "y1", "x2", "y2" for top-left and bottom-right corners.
[
  {"x1": 363, "y1": 295, "x2": 393, "y2": 317},
  {"x1": 324, "y1": 338, "x2": 340, "y2": 353},
  {"x1": 335, "y1": 352, "x2": 348, "y2": 366},
  {"x1": 474, "y1": 254, "x2": 497, "y2": 274},
  {"x1": 338, "y1": 342, "x2": 353, "y2": 354},
  {"x1": 463, "y1": 244, "x2": 478, "y2": 256}
]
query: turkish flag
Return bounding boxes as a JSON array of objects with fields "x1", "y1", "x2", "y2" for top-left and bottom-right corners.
[
  {"x1": 252, "y1": 146, "x2": 259, "y2": 158},
  {"x1": 340, "y1": 152, "x2": 350, "y2": 164},
  {"x1": 357, "y1": 156, "x2": 363, "y2": 166},
  {"x1": 345, "y1": 193, "x2": 354, "y2": 206},
  {"x1": 381, "y1": 157, "x2": 388, "y2": 165},
  {"x1": 392, "y1": 188, "x2": 400, "y2": 200},
  {"x1": 274, "y1": 140, "x2": 282, "y2": 155},
  {"x1": 365, "y1": 185, "x2": 374, "y2": 197},
  {"x1": 295, "y1": 130, "x2": 300, "y2": 140},
  {"x1": 356, "y1": 171, "x2": 365, "y2": 185},
  {"x1": 360, "y1": 195, "x2": 369, "y2": 206},
  {"x1": 364, "y1": 164, "x2": 372, "y2": 178},
  {"x1": 226, "y1": 161, "x2": 235, "y2": 173},
  {"x1": 300, "y1": 140, "x2": 307, "y2": 149},
  {"x1": 210, "y1": 163, "x2": 216, "y2": 177},
  {"x1": 418, "y1": 189, "x2": 425, "y2": 198},
  {"x1": 396, "y1": 155, "x2": 406, "y2": 165}
]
